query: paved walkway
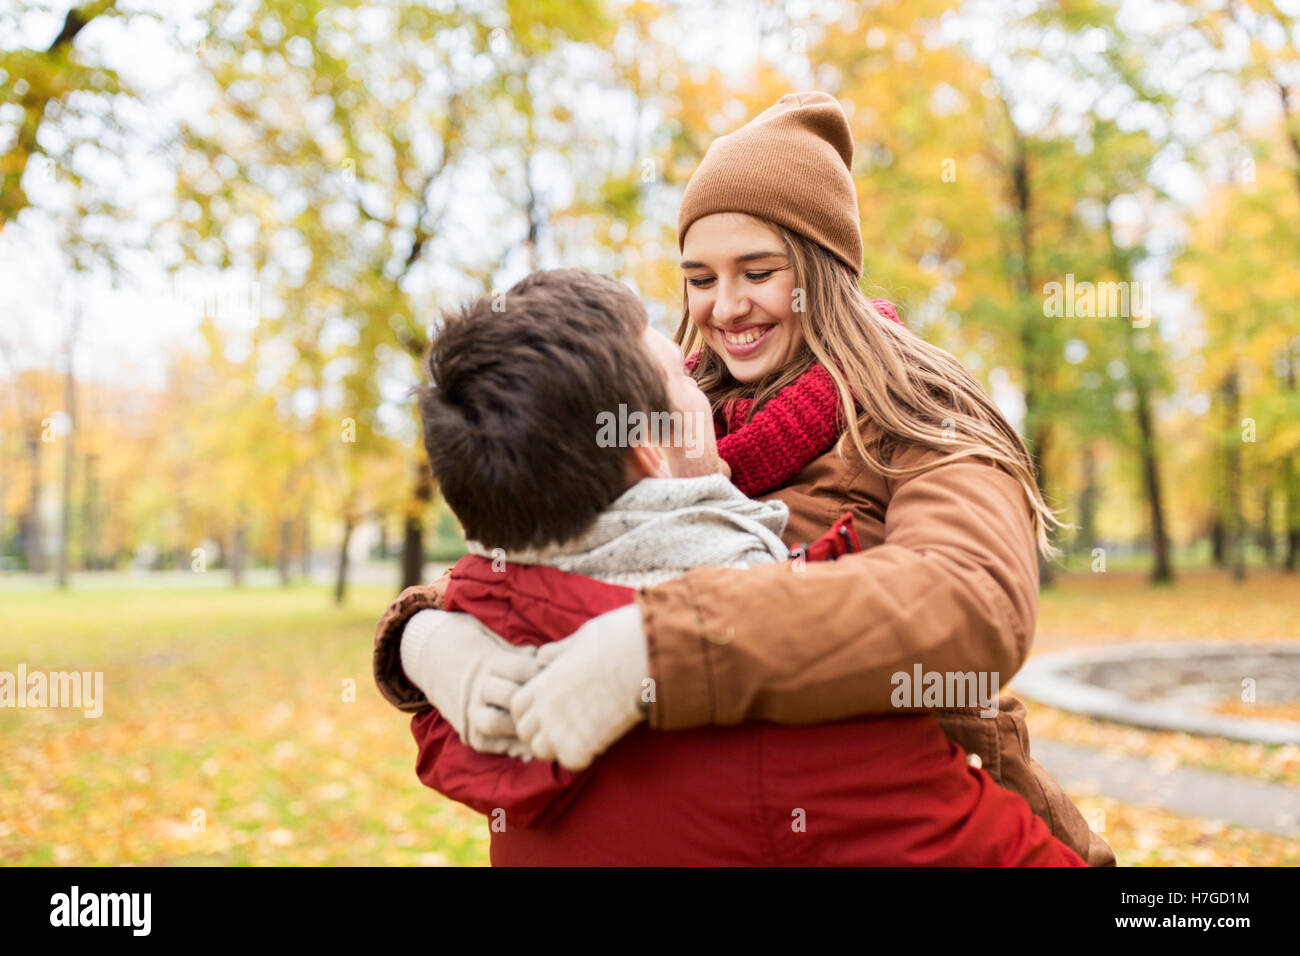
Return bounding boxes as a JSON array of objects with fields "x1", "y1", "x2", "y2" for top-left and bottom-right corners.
[{"x1": 1033, "y1": 739, "x2": 1300, "y2": 837}]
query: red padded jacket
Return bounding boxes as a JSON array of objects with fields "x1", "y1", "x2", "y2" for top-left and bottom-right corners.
[{"x1": 409, "y1": 519, "x2": 1085, "y2": 866}]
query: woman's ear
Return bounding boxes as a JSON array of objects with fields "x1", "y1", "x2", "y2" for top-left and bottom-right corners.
[{"x1": 626, "y1": 443, "x2": 673, "y2": 481}]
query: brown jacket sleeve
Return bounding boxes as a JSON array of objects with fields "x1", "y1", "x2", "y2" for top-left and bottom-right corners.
[
  {"x1": 637, "y1": 446, "x2": 1040, "y2": 730},
  {"x1": 372, "y1": 570, "x2": 452, "y2": 713}
]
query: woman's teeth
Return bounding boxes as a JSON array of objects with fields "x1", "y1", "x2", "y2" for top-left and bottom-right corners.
[{"x1": 723, "y1": 327, "x2": 769, "y2": 345}]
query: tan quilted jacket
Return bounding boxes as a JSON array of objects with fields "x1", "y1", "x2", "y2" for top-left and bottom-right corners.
[{"x1": 373, "y1": 440, "x2": 1115, "y2": 866}]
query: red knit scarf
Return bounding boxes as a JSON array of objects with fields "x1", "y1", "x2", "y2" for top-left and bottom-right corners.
[{"x1": 698, "y1": 299, "x2": 902, "y2": 497}]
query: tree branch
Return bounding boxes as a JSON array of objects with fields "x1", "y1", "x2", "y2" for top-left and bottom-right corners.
[{"x1": 48, "y1": 0, "x2": 116, "y2": 54}]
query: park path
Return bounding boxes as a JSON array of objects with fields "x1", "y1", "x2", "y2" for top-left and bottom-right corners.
[{"x1": 1032, "y1": 739, "x2": 1300, "y2": 837}]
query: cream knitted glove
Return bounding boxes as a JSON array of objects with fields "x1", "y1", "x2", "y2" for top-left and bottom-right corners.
[
  {"x1": 400, "y1": 609, "x2": 542, "y2": 759},
  {"x1": 510, "y1": 604, "x2": 650, "y2": 771}
]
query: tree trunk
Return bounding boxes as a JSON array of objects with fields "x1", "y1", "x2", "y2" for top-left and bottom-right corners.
[
  {"x1": 82, "y1": 452, "x2": 100, "y2": 570},
  {"x1": 1272, "y1": 77, "x2": 1300, "y2": 213},
  {"x1": 25, "y1": 432, "x2": 42, "y2": 574},
  {"x1": 1076, "y1": 444, "x2": 1098, "y2": 559},
  {"x1": 1007, "y1": 127, "x2": 1054, "y2": 588},
  {"x1": 401, "y1": 459, "x2": 433, "y2": 589},
  {"x1": 1133, "y1": 379, "x2": 1172, "y2": 584},
  {"x1": 334, "y1": 513, "x2": 354, "y2": 605},
  {"x1": 278, "y1": 517, "x2": 293, "y2": 586},
  {"x1": 230, "y1": 522, "x2": 246, "y2": 587},
  {"x1": 1029, "y1": 424, "x2": 1055, "y2": 588},
  {"x1": 1100, "y1": 186, "x2": 1173, "y2": 586},
  {"x1": 298, "y1": 500, "x2": 311, "y2": 581},
  {"x1": 1222, "y1": 370, "x2": 1246, "y2": 582},
  {"x1": 1258, "y1": 484, "x2": 1275, "y2": 565},
  {"x1": 57, "y1": 314, "x2": 77, "y2": 590},
  {"x1": 1285, "y1": 455, "x2": 1300, "y2": 572},
  {"x1": 1284, "y1": 345, "x2": 1299, "y2": 572}
]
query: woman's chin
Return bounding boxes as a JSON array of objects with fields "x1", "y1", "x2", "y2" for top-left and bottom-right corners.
[{"x1": 721, "y1": 357, "x2": 777, "y2": 384}]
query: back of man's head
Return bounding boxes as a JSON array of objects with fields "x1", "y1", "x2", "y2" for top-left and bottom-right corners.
[{"x1": 418, "y1": 269, "x2": 671, "y2": 551}]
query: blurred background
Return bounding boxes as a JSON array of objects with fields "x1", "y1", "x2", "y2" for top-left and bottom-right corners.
[{"x1": 1, "y1": 0, "x2": 1297, "y2": 867}]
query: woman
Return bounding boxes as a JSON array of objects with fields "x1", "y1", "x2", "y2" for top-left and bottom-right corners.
[{"x1": 375, "y1": 92, "x2": 1111, "y2": 865}]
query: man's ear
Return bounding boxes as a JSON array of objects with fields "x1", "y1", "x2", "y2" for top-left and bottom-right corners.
[{"x1": 626, "y1": 443, "x2": 672, "y2": 481}]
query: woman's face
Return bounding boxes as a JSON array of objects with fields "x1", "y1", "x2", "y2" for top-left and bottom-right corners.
[{"x1": 681, "y1": 213, "x2": 803, "y2": 384}]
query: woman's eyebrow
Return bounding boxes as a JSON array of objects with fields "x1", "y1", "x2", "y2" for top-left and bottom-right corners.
[{"x1": 680, "y1": 250, "x2": 787, "y2": 268}]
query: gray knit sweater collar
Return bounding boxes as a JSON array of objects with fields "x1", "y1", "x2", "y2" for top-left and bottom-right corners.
[{"x1": 465, "y1": 474, "x2": 790, "y2": 587}]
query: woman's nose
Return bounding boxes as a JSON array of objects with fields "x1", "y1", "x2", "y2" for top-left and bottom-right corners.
[{"x1": 712, "y1": 282, "x2": 750, "y2": 323}]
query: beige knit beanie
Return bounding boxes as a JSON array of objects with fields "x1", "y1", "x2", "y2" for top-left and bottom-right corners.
[{"x1": 677, "y1": 91, "x2": 863, "y2": 277}]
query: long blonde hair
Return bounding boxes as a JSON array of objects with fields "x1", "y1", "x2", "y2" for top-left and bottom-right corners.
[{"x1": 673, "y1": 222, "x2": 1063, "y2": 559}]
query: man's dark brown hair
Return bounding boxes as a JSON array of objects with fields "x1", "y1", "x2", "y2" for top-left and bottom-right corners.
[{"x1": 419, "y1": 269, "x2": 671, "y2": 550}]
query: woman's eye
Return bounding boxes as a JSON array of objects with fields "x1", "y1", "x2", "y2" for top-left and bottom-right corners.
[{"x1": 686, "y1": 270, "x2": 771, "y2": 287}]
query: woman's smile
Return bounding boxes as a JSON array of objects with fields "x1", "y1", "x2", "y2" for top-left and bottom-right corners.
[{"x1": 717, "y1": 322, "x2": 776, "y2": 356}]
